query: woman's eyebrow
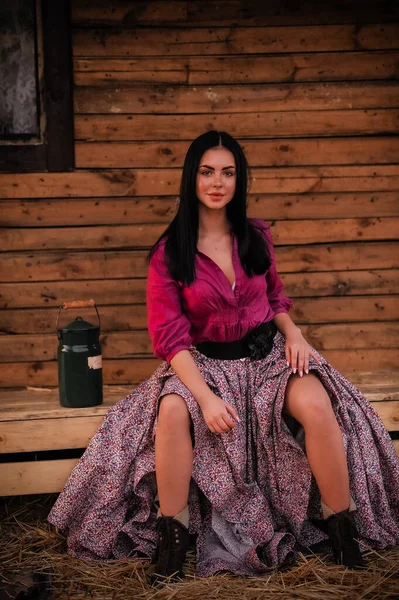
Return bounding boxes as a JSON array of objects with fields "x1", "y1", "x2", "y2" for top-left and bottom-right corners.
[{"x1": 199, "y1": 164, "x2": 236, "y2": 170}]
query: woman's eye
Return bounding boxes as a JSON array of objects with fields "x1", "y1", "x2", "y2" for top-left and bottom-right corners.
[{"x1": 199, "y1": 170, "x2": 235, "y2": 176}]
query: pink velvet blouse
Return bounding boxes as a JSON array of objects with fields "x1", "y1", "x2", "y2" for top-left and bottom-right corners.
[{"x1": 146, "y1": 218, "x2": 293, "y2": 362}]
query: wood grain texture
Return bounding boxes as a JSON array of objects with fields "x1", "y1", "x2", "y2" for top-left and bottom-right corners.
[
  {"x1": 72, "y1": 0, "x2": 399, "y2": 27},
  {"x1": 75, "y1": 110, "x2": 399, "y2": 141},
  {"x1": 1, "y1": 271, "x2": 397, "y2": 310},
  {"x1": 2, "y1": 219, "x2": 398, "y2": 252},
  {"x1": 74, "y1": 82, "x2": 399, "y2": 114},
  {"x1": 1, "y1": 297, "x2": 399, "y2": 335},
  {"x1": 1, "y1": 243, "x2": 397, "y2": 284},
  {"x1": 74, "y1": 138, "x2": 399, "y2": 168},
  {"x1": 2, "y1": 442, "x2": 398, "y2": 496},
  {"x1": 72, "y1": 25, "x2": 399, "y2": 57},
  {"x1": 0, "y1": 359, "x2": 160, "y2": 388},
  {"x1": 0, "y1": 459, "x2": 79, "y2": 495},
  {"x1": 1, "y1": 166, "x2": 398, "y2": 198},
  {"x1": 73, "y1": 53, "x2": 399, "y2": 86},
  {"x1": 1, "y1": 350, "x2": 399, "y2": 388},
  {"x1": 0, "y1": 396, "x2": 397, "y2": 453},
  {"x1": 1, "y1": 323, "x2": 397, "y2": 363},
  {"x1": 2, "y1": 192, "x2": 399, "y2": 228}
]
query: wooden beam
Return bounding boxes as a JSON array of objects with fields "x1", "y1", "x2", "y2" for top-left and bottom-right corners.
[
  {"x1": 0, "y1": 352, "x2": 398, "y2": 387},
  {"x1": 74, "y1": 138, "x2": 399, "y2": 169},
  {"x1": 72, "y1": 25, "x2": 399, "y2": 57},
  {"x1": 0, "y1": 416, "x2": 105, "y2": 452},
  {"x1": 2, "y1": 219, "x2": 398, "y2": 252},
  {"x1": 0, "y1": 272, "x2": 398, "y2": 310},
  {"x1": 0, "y1": 459, "x2": 78, "y2": 495},
  {"x1": 1, "y1": 165, "x2": 398, "y2": 198},
  {"x1": 1, "y1": 400, "x2": 397, "y2": 454},
  {"x1": 41, "y1": 0, "x2": 74, "y2": 171},
  {"x1": 74, "y1": 82, "x2": 399, "y2": 115},
  {"x1": 1, "y1": 441, "x2": 398, "y2": 496},
  {"x1": 2, "y1": 193, "x2": 399, "y2": 228},
  {"x1": 73, "y1": 54, "x2": 399, "y2": 87},
  {"x1": 74, "y1": 109, "x2": 399, "y2": 140}
]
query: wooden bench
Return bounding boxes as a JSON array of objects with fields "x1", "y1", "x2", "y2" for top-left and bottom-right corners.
[{"x1": 0, "y1": 372, "x2": 398, "y2": 497}]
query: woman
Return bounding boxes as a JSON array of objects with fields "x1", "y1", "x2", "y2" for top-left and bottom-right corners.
[{"x1": 48, "y1": 131, "x2": 399, "y2": 583}]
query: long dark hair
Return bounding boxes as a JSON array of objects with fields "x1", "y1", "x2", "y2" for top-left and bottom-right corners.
[{"x1": 148, "y1": 131, "x2": 271, "y2": 285}]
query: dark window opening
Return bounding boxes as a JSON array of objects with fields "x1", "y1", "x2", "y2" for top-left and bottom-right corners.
[{"x1": 0, "y1": 0, "x2": 74, "y2": 172}]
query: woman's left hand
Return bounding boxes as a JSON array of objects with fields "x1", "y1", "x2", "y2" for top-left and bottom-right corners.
[{"x1": 285, "y1": 327, "x2": 322, "y2": 376}]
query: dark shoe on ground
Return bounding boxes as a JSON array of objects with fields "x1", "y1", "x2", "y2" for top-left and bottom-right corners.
[
  {"x1": 149, "y1": 516, "x2": 190, "y2": 585},
  {"x1": 325, "y1": 509, "x2": 367, "y2": 570}
]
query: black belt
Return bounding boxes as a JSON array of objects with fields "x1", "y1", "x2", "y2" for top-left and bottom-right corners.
[{"x1": 196, "y1": 321, "x2": 278, "y2": 360}]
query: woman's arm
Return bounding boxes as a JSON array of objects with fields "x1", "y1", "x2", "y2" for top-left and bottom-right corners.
[
  {"x1": 273, "y1": 311, "x2": 300, "y2": 338},
  {"x1": 170, "y1": 349, "x2": 239, "y2": 434},
  {"x1": 147, "y1": 244, "x2": 238, "y2": 433},
  {"x1": 258, "y1": 221, "x2": 322, "y2": 376}
]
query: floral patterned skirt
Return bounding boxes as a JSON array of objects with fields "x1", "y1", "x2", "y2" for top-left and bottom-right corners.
[{"x1": 47, "y1": 331, "x2": 399, "y2": 576}]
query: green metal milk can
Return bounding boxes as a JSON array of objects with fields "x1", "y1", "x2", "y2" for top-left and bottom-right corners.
[{"x1": 56, "y1": 299, "x2": 103, "y2": 408}]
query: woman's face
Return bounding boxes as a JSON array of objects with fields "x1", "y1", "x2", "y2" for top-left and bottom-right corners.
[{"x1": 196, "y1": 146, "x2": 236, "y2": 210}]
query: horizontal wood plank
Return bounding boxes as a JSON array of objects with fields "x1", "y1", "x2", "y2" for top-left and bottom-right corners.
[
  {"x1": 0, "y1": 416, "x2": 106, "y2": 452},
  {"x1": 73, "y1": 53, "x2": 399, "y2": 86},
  {"x1": 72, "y1": 0, "x2": 399, "y2": 27},
  {"x1": 0, "y1": 459, "x2": 79, "y2": 495},
  {"x1": 72, "y1": 25, "x2": 399, "y2": 57},
  {"x1": 74, "y1": 82, "x2": 399, "y2": 114},
  {"x1": 301, "y1": 322, "x2": 399, "y2": 351},
  {"x1": 75, "y1": 110, "x2": 399, "y2": 141},
  {"x1": 0, "y1": 359, "x2": 160, "y2": 388},
  {"x1": 0, "y1": 387, "x2": 128, "y2": 422},
  {"x1": 74, "y1": 0, "x2": 187, "y2": 25},
  {"x1": 3, "y1": 192, "x2": 399, "y2": 227},
  {"x1": 1, "y1": 243, "x2": 397, "y2": 283},
  {"x1": 0, "y1": 279, "x2": 147, "y2": 308},
  {"x1": 283, "y1": 270, "x2": 399, "y2": 298},
  {"x1": 1, "y1": 323, "x2": 397, "y2": 363},
  {"x1": 74, "y1": 137, "x2": 399, "y2": 168},
  {"x1": 1, "y1": 166, "x2": 399, "y2": 199},
  {"x1": 2, "y1": 219, "x2": 398, "y2": 252},
  {"x1": 320, "y1": 350, "x2": 399, "y2": 373},
  {"x1": 1, "y1": 271, "x2": 397, "y2": 310},
  {"x1": 1, "y1": 351, "x2": 398, "y2": 388},
  {"x1": 4, "y1": 442, "x2": 396, "y2": 495},
  {"x1": 0, "y1": 399, "x2": 397, "y2": 453},
  {"x1": 1, "y1": 297, "x2": 398, "y2": 335}
]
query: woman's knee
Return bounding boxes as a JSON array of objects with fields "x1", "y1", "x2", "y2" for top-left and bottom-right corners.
[
  {"x1": 158, "y1": 393, "x2": 190, "y2": 428},
  {"x1": 284, "y1": 373, "x2": 334, "y2": 427}
]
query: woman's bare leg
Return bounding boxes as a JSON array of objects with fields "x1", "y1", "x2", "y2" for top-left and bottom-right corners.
[
  {"x1": 284, "y1": 373, "x2": 350, "y2": 513},
  {"x1": 155, "y1": 393, "x2": 193, "y2": 516}
]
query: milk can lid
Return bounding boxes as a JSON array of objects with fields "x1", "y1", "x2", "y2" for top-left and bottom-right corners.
[{"x1": 58, "y1": 316, "x2": 99, "y2": 333}]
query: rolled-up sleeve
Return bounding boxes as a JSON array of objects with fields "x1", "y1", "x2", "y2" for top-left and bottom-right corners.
[
  {"x1": 146, "y1": 243, "x2": 193, "y2": 362},
  {"x1": 262, "y1": 223, "x2": 293, "y2": 316}
]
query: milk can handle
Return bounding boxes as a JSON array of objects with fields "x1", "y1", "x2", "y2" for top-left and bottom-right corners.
[{"x1": 56, "y1": 299, "x2": 101, "y2": 330}]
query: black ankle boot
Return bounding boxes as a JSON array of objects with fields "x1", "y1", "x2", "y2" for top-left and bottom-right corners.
[
  {"x1": 325, "y1": 509, "x2": 367, "y2": 569},
  {"x1": 150, "y1": 516, "x2": 190, "y2": 585}
]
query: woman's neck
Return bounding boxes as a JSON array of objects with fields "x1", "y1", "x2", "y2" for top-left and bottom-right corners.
[{"x1": 198, "y1": 206, "x2": 231, "y2": 238}]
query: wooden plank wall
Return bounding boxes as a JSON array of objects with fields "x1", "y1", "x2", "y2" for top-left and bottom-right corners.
[{"x1": 0, "y1": 0, "x2": 398, "y2": 388}]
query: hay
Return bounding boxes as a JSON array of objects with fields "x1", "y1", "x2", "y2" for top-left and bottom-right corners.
[{"x1": 1, "y1": 495, "x2": 398, "y2": 600}]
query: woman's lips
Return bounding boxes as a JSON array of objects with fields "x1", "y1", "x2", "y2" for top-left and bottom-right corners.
[{"x1": 208, "y1": 193, "x2": 224, "y2": 200}]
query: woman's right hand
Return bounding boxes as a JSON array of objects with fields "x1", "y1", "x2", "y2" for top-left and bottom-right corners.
[{"x1": 199, "y1": 393, "x2": 240, "y2": 434}]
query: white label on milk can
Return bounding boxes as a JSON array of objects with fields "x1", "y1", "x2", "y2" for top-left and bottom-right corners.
[{"x1": 88, "y1": 355, "x2": 102, "y2": 369}]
